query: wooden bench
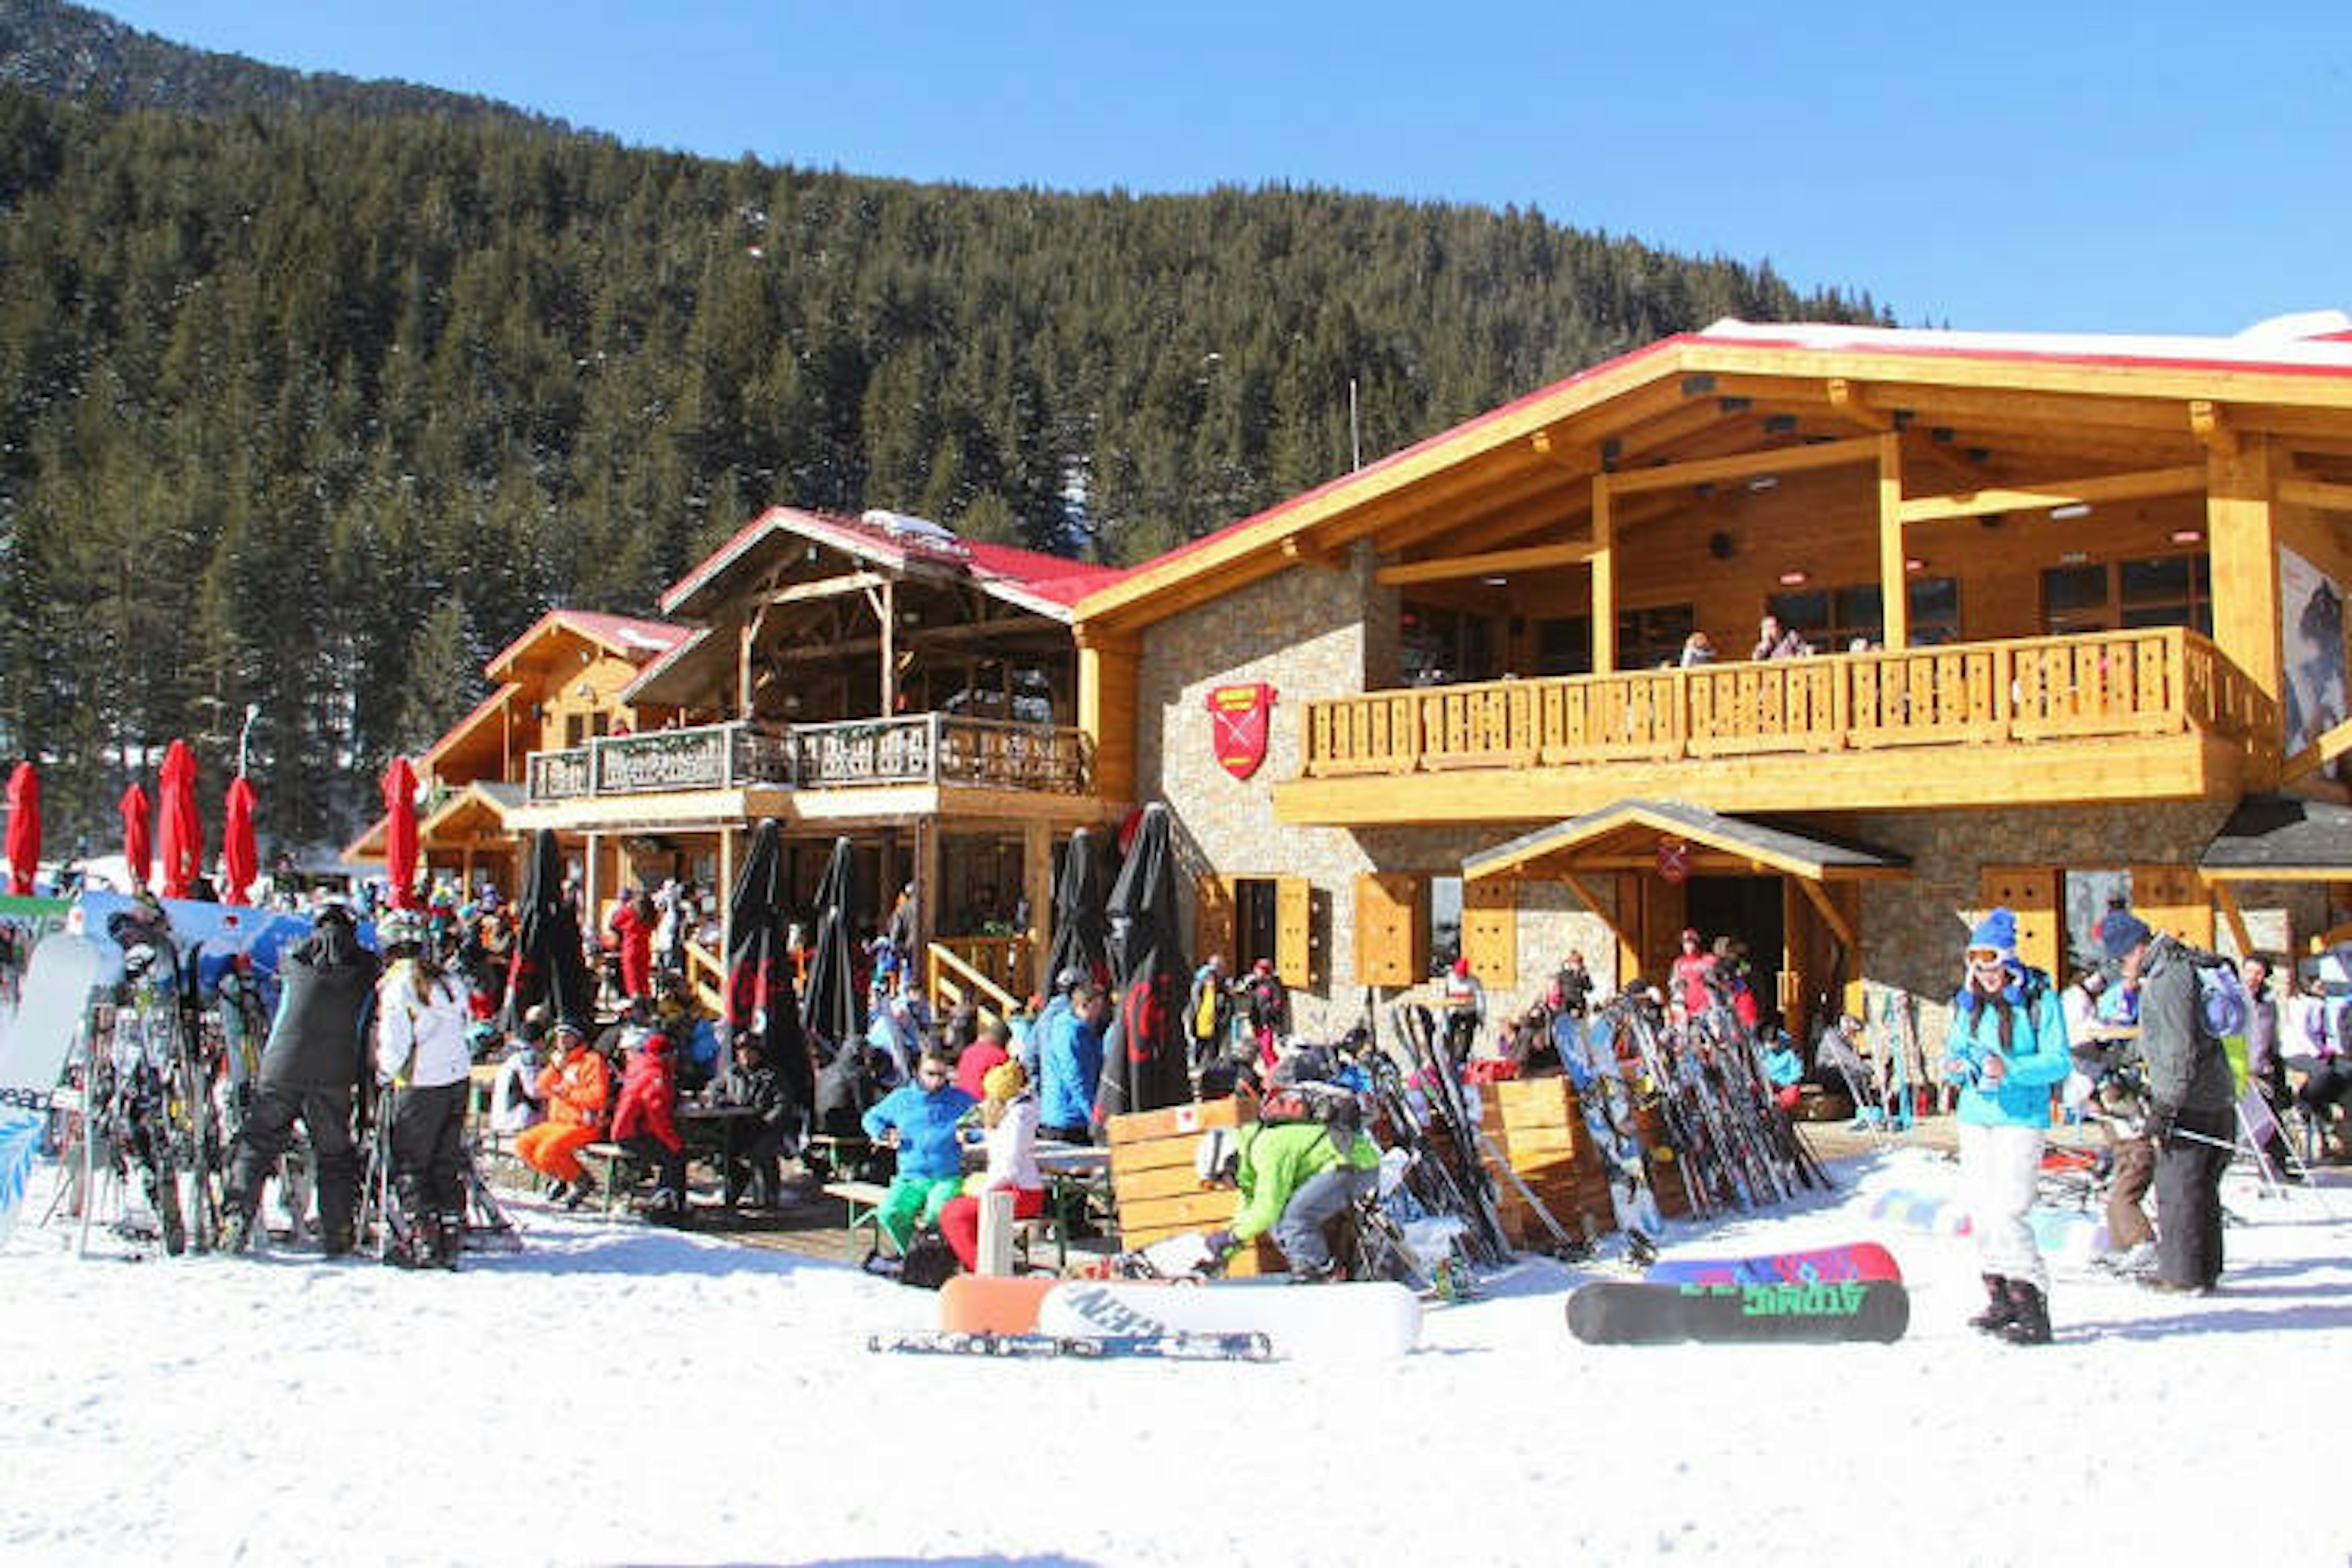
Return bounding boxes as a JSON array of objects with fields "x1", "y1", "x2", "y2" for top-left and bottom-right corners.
[
  {"x1": 581, "y1": 1141, "x2": 649, "y2": 1215},
  {"x1": 822, "y1": 1179, "x2": 894, "y2": 1256}
]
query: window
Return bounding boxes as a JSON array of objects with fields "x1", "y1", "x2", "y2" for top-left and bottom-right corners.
[
  {"x1": 1768, "y1": 578, "x2": 1961, "y2": 651},
  {"x1": 1535, "y1": 616, "x2": 1593, "y2": 676},
  {"x1": 2040, "y1": 554, "x2": 2212, "y2": 636},
  {"x1": 1616, "y1": 603, "x2": 1695, "y2": 669},
  {"x1": 1400, "y1": 603, "x2": 1496, "y2": 687}
]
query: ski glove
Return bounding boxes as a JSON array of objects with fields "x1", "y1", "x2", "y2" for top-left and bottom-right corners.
[
  {"x1": 1200, "y1": 1229, "x2": 1238, "y2": 1260},
  {"x1": 2143, "y1": 1103, "x2": 2177, "y2": 1146}
]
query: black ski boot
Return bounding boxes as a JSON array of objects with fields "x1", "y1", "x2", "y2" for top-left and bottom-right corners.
[
  {"x1": 564, "y1": 1171, "x2": 597, "y2": 1212},
  {"x1": 1998, "y1": 1280, "x2": 2052, "y2": 1346},
  {"x1": 1968, "y1": 1275, "x2": 2015, "y2": 1335},
  {"x1": 320, "y1": 1219, "x2": 356, "y2": 1259},
  {"x1": 431, "y1": 1209, "x2": 465, "y2": 1270}
]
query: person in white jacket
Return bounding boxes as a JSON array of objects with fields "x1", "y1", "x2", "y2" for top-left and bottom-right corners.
[
  {"x1": 937, "y1": 1060, "x2": 1046, "y2": 1273},
  {"x1": 488, "y1": 1014, "x2": 549, "y2": 1137},
  {"x1": 375, "y1": 911, "x2": 477, "y2": 1269}
]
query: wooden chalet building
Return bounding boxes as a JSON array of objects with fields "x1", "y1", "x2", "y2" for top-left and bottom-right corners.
[
  {"x1": 344, "y1": 609, "x2": 692, "y2": 893},
  {"x1": 502, "y1": 507, "x2": 1124, "y2": 1006},
  {"x1": 1069, "y1": 315, "x2": 2352, "y2": 1048}
]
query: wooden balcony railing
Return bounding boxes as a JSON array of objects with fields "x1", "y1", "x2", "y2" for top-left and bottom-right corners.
[
  {"x1": 1302, "y1": 627, "x2": 2278, "y2": 779},
  {"x1": 524, "y1": 715, "x2": 1090, "y2": 803}
]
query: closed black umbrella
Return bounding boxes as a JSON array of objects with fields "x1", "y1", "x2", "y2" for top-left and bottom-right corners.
[
  {"x1": 799, "y1": 835, "x2": 862, "y2": 1063},
  {"x1": 725, "y1": 819, "x2": 812, "y2": 1115},
  {"x1": 1094, "y1": 803, "x2": 1191, "y2": 1128},
  {"x1": 1044, "y1": 827, "x2": 1111, "y2": 992},
  {"x1": 507, "y1": 829, "x2": 590, "y2": 1031}
]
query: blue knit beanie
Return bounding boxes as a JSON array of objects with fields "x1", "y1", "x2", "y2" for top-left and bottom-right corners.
[
  {"x1": 2098, "y1": 910, "x2": 2153, "y2": 962},
  {"x1": 1967, "y1": 907, "x2": 2018, "y2": 960}
]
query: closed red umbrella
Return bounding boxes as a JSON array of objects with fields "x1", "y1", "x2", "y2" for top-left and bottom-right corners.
[
  {"x1": 157, "y1": 740, "x2": 202, "y2": 899},
  {"x1": 4, "y1": 763, "x2": 39, "y2": 896},
  {"x1": 222, "y1": 775, "x2": 258, "y2": 907},
  {"x1": 119, "y1": 783, "x2": 152, "y2": 892},
  {"x1": 383, "y1": 755, "x2": 421, "y2": 911}
]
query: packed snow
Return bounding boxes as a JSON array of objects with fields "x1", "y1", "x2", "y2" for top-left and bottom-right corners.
[{"x1": 3, "y1": 1147, "x2": 2345, "y2": 1567}]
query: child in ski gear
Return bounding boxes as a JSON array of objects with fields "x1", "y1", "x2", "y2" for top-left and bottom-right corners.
[
  {"x1": 1760, "y1": 1030, "x2": 1806, "y2": 1110},
  {"x1": 515, "y1": 1023, "x2": 609, "y2": 1207},
  {"x1": 1188, "y1": 954, "x2": 1232, "y2": 1074},
  {"x1": 938, "y1": 1060, "x2": 1045, "y2": 1271},
  {"x1": 2105, "y1": 910, "x2": 2234, "y2": 1292},
  {"x1": 1242, "y1": 959, "x2": 1289, "y2": 1069},
  {"x1": 861, "y1": 1046, "x2": 979, "y2": 1253},
  {"x1": 223, "y1": 902, "x2": 380, "y2": 1256},
  {"x1": 1670, "y1": 929, "x2": 1716, "y2": 1019},
  {"x1": 611, "y1": 1019, "x2": 688, "y2": 1223},
  {"x1": 1204, "y1": 1114, "x2": 1381, "y2": 1283},
  {"x1": 1038, "y1": 982, "x2": 1107, "y2": 1144},
  {"x1": 1942, "y1": 908, "x2": 2071, "y2": 1343},
  {"x1": 374, "y1": 911, "x2": 477, "y2": 1268},
  {"x1": 488, "y1": 1017, "x2": 548, "y2": 1136}
]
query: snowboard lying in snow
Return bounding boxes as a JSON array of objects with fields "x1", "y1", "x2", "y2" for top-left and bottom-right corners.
[
  {"x1": 870, "y1": 1330, "x2": 1272, "y2": 1361},
  {"x1": 1645, "y1": 1240, "x2": 1902, "y2": 1287},
  {"x1": 938, "y1": 1275, "x2": 1060, "y2": 1335},
  {"x1": 1567, "y1": 1280, "x2": 1910, "y2": 1345},
  {"x1": 1036, "y1": 1278, "x2": 1423, "y2": 1359}
]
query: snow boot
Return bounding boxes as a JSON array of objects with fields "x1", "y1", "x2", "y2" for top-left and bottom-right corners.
[
  {"x1": 320, "y1": 1219, "x2": 356, "y2": 1259},
  {"x1": 564, "y1": 1171, "x2": 597, "y2": 1212},
  {"x1": 220, "y1": 1205, "x2": 256, "y2": 1256},
  {"x1": 1998, "y1": 1280, "x2": 2052, "y2": 1346},
  {"x1": 1968, "y1": 1275, "x2": 2015, "y2": 1335},
  {"x1": 431, "y1": 1209, "x2": 465, "y2": 1270}
]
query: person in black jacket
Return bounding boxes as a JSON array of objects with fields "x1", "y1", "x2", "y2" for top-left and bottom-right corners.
[
  {"x1": 222, "y1": 904, "x2": 381, "y2": 1256},
  {"x1": 2104, "y1": 910, "x2": 2235, "y2": 1294},
  {"x1": 712, "y1": 1033, "x2": 791, "y2": 1207}
]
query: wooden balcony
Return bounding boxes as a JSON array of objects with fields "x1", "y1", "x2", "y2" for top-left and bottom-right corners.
[
  {"x1": 1278, "y1": 627, "x2": 2280, "y2": 825},
  {"x1": 523, "y1": 715, "x2": 1090, "y2": 805}
]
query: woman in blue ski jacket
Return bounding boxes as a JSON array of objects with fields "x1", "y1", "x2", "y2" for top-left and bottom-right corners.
[{"x1": 1940, "y1": 907, "x2": 2072, "y2": 1345}]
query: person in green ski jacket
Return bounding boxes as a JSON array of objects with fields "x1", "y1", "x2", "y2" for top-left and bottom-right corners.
[{"x1": 1204, "y1": 1117, "x2": 1379, "y2": 1283}]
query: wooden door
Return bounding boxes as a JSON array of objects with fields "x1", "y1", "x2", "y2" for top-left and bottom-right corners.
[
  {"x1": 1978, "y1": 865, "x2": 2061, "y2": 978},
  {"x1": 1194, "y1": 875, "x2": 1236, "y2": 968},
  {"x1": 1275, "y1": 876, "x2": 1314, "y2": 989},
  {"x1": 1354, "y1": 872, "x2": 1427, "y2": 987},
  {"x1": 1463, "y1": 876, "x2": 1518, "y2": 987}
]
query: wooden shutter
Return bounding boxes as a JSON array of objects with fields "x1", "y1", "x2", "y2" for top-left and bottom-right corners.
[
  {"x1": 1978, "y1": 865, "x2": 2060, "y2": 977},
  {"x1": 1275, "y1": 876, "x2": 1314, "y2": 989},
  {"x1": 1463, "y1": 876, "x2": 1518, "y2": 987},
  {"x1": 1354, "y1": 872, "x2": 1427, "y2": 987},
  {"x1": 2130, "y1": 864, "x2": 2215, "y2": 951},
  {"x1": 1194, "y1": 875, "x2": 1235, "y2": 968}
]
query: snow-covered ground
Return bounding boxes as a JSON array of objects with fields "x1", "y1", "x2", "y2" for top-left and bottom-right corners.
[{"x1": 3, "y1": 1148, "x2": 2346, "y2": 1567}]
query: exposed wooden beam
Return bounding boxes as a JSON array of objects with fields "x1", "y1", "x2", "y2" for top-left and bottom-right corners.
[
  {"x1": 1604, "y1": 433, "x2": 1885, "y2": 498},
  {"x1": 1591, "y1": 478, "x2": 1615, "y2": 674},
  {"x1": 2205, "y1": 876, "x2": 2256, "y2": 957},
  {"x1": 2278, "y1": 477, "x2": 2352, "y2": 512},
  {"x1": 764, "y1": 570, "x2": 888, "y2": 607},
  {"x1": 1559, "y1": 870, "x2": 1637, "y2": 956},
  {"x1": 1897, "y1": 463, "x2": 2206, "y2": 524},
  {"x1": 1374, "y1": 538, "x2": 1603, "y2": 587},
  {"x1": 1798, "y1": 876, "x2": 1859, "y2": 951},
  {"x1": 2281, "y1": 712, "x2": 2352, "y2": 783}
]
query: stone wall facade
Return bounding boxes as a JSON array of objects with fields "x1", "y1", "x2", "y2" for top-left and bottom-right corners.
[{"x1": 1138, "y1": 549, "x2": 1619, "y2": 1039}]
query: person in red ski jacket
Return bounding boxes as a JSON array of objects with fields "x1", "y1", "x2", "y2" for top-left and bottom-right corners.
[
  {"x1": 611, "y1": 1023, "x2": 688, "y2": 1223},
  {"x1": 607, "y1": 888, "x2": 655, "y2": 1003}
]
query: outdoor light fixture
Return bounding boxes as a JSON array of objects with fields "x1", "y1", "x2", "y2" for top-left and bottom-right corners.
[
  {"x1": 2170, "y1": 528, "x2": 2205, "y2": 544},
  {"x1": 2059, "y1": 550, "x2": 2090, "y2": 565},
  {"x1": 2050, "y1": 503, "x2": 2093, "y2": 521},
  {"x1": 1777, "y1": 570, "x2": 1807, "y2": 586},
  {"x1": 1748, "y1": 475, "x2": 1779, "y2": 492},
  {"x1": 1904, "y1": 557, "x2": 1926, "y2": 573},
  {"x1": 1483, "y1": 576, "x2": 1509, "y2": 587}
]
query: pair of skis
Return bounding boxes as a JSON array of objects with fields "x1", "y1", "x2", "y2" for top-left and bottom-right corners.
[{"x1": 870, "y1": 1329, "x2": 1272, "y2": 1361}]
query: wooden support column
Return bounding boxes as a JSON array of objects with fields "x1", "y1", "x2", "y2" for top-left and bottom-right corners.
[
  {"x1": 717, "y1": 826, "x2": 736, "y2": 969},
  {"x1": 878, "y1": 579, "x2": 899, "y2": 715},
  {"x1": 737, "y1": 617, "x2": 756, "y2": 721},
  {"x1": 2207, "y1": 431, "x2": 2282, "y2": 713},
  {"x1": 1590, "y1": 475, "x2": 1616, "y2": 675},
  {"x1": 1022, "y1": 821, "x2": 1054, "y2": 995},
  {"x1": 916, "y1": 818, "x2": 943, "y2": 956},
  {"x1": 1877, "y1": 432, "x2": 1908, "y2": 650},
  {"x1": 1077, "y1": 629, "x2": 1140, "y2": 804},
  {"x1": 582, "y1": 832, "x2": 601, "y2": 946}
]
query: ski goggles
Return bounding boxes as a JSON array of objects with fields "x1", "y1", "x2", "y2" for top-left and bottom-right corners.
[{"x1": 1964, "y1": 946, "x2": 2008, "y2": 968}]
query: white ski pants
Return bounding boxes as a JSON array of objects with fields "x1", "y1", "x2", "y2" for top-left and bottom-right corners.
[{"x1": 1959, "y1": 1120, "x2": 2047, "y2": 1292}]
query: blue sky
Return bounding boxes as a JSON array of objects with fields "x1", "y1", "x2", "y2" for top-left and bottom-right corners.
[{"x1": 99, "y1": 1, "x2": 2351, "y2": 336}]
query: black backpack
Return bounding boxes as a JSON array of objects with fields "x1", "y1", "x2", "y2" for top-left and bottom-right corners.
[{"x1": 895, "y1": 1226, "x2": 960, "y2": 1291}]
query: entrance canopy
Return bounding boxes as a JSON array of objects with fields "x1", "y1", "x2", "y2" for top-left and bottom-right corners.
[
  {"x1": 1464, "y1": 799, "x2": 1910, "y2": 886},
  {"x1": 2198, "y1": 796, "x2": 2352, "y2": 882}
]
